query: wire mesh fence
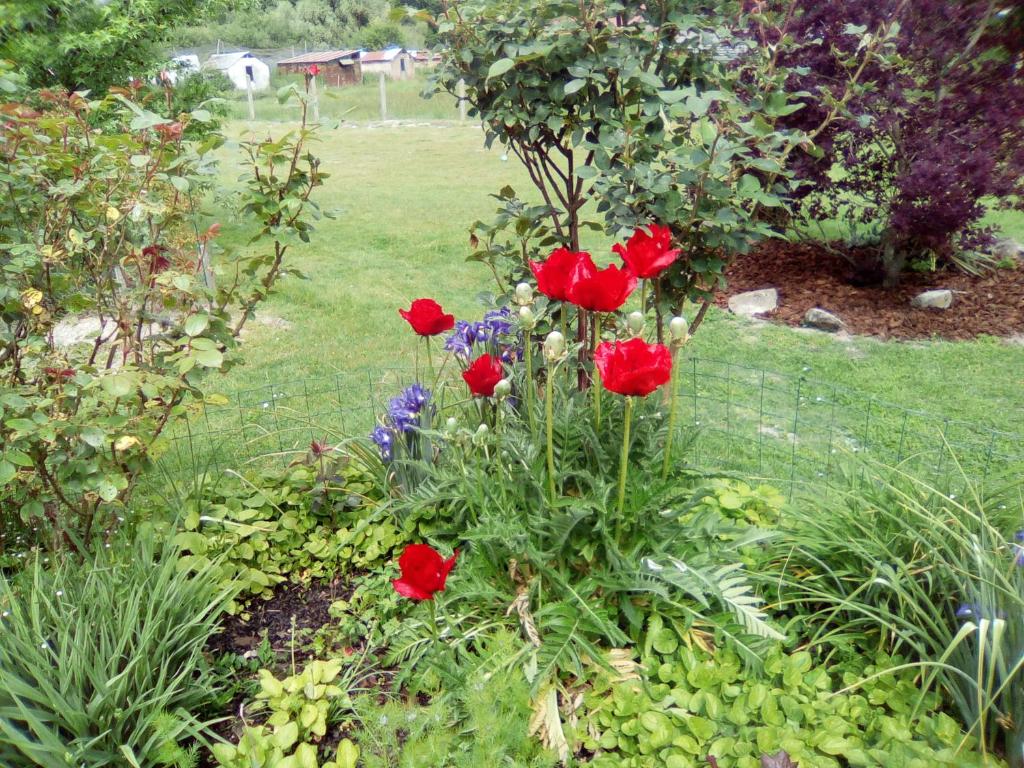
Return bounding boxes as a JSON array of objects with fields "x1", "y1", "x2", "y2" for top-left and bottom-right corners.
[{"x1": 160, "y1": 357, "x2": 1024, "y2": 497}]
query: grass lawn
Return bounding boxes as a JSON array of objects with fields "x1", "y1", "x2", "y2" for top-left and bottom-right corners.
[{"x1": 175, "y1": 118, "x2": 1024, "y2": 480}]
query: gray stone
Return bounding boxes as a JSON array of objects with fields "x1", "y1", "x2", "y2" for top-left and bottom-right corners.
[
  {"x1": 992, "y1": 238, "x2": 1024, "y2": 262},
  {"x1": 802, "y1": 307, "x2": 845, "y2": 332},
  {"x1": 911, "y1": 289, "x2": 954, "y2": 309},
  {"x1": 727, "y1": 288, "x2": 778, "y2": 317}
]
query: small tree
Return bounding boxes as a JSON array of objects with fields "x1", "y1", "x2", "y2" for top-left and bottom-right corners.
[
  {"x1": 771, "y1": 0, "x2": 1024, "y2": 285},
  {"x1": 433, "y1": 1, "x2": 840, "y2": 344},
  {"x1": 0, "y1": 70, "x2": 325, "y2": 552}
]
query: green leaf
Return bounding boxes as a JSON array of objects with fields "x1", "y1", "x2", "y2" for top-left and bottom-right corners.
[
  {"x1": 296, "y1": 742, "x2": 319, "y2": 768},
  {"x1": 0, "y1": 460, "x2": 16, "y2": 486},
  {"x1": 335, "y1": 739, "x2": 359, "y2": 768},
  {"x1": 101, "y1": 374, "x2": 134, "y2": 398},
  {"x1": 273, "y1": 721, "x2": 299, "y2": 750},
  {"x1": 564, "y1": 79, "x2": 587, "y2": 95},
  {"x1": 80, "y1": 426, "x2": 106, "y2": 448},
  {"x1": 193, "y1": 347, "x2": 224, "y2": 368},
  {"x1": 184, "y1": 314, "x2": 210, "y2": 337},
  {"x1": 487, "y1": 58, "x2": 516, "y2": 79}
]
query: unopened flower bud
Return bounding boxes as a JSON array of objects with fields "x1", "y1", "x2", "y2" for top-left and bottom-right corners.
[
  {"x1": 515, "y1": 282, "x2": 534, "y2": 306},
  {"x1": 626, "y1": 311, "x2": 645, "y2": 337},
  {"x1": 445, "y1": 416, "x2": 458, "y2": 434},
  {"x1": 519, "y1": 305, "x2": 536, "y2": 329},
  {"x1": 472, "y1": 423, "x2": 489, "y2": 445},
  {"x1": 494, "y1": 378, "x2": 512, "y2": 399},
  {"x1": 670, "y1": 315, "x2": 689, "y2": 344},
  {"x1": 543, "y1": 331, "x2": 565, "y2": 363}
]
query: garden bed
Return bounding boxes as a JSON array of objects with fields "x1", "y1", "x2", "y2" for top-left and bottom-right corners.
[{"x1": 719, "y1": 241, "x2": 1024, "y2": 340}]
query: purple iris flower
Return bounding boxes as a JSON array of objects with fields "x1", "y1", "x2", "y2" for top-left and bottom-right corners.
[
  {"x1": 387, "y1": 383, "x2": 431, "y2": 433},
  {"x1": 371, "y1": 383, "x2": 431, "y2": 461},
  {"x1": 955, "y1": 603, "x2": 978, "y2": 620},
  {"x1": 483, "y1": 307, "x2": 513, "y2": 338},
  {"x1": 1014, "y1": 544, "x2": 1024, "y2": 567},
  {"x1": 444, "y1": 307, "x2": 520, "y2": 360},
  {"x1": 444, "y1": 321, "x2": 476, "y2": 359},
  {"x1": 370, "y1": 425, "x2": 394, "y2": 462}
]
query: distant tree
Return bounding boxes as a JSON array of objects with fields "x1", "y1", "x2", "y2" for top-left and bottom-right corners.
[
  {"x1": 360, "y1": 20, "x2": 406, "y2": 49},
  {"x1": 0, "y1": 0, "x2": 231, "y2": 93}
]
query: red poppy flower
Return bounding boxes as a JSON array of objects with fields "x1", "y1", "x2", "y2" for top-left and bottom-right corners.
[
  {"x1": 399, "y1": 299, "x2": 455, "y2": 337},
  {"x1": 462, "y1": 353, "x2": 503, "y2": 397},
  {"x1": 308, "y1": 64, "x2": 320, "y2": 76},
  {"x1": 612, "y1": 224, "x2": 681, "y2": 279},
  {"x1": 594, "y1": 338, "x2": 672, "y2": 397},
  {"x1": 566, "y1": 254, "x2": 637, "y2": 312},
  {"x1": 529, "y1": 247, "x2": 587, "y2": 301},
  {"x1": 392, "y1": 544, "x2": 458, "y2": 601}
]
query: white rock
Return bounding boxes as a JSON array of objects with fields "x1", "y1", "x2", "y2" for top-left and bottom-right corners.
[
  {"x1": 992, "y1": 238, "x2": 1024, "y2": 262},
  {"x1": 52, "y1": 316, "x2": 117, "y2": 348},
  {"x1": 911, "y1": 289, "x2": 953, "y2": 309},
  {"x1": 802, "y1": 307, "x2": 845, "y2": 332},
  {"x1": 727, "y1": 288, "x2": 778, "y2": 317}
]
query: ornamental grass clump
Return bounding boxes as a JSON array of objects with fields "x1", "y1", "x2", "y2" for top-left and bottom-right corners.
[{"x1": 0, "y1": 532, "x2": 232, "y2": 767}]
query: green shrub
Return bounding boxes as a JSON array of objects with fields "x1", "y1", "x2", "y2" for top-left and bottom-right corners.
[
  {"x1": 581, "y1": 638, "x2": 997, "y2": 768},
  {"x1": 0, "y1": 532, "x2": 231, "y2": 767},
  {"x1": 174, "y1": 459, "x2": 398, "y2": 612}
]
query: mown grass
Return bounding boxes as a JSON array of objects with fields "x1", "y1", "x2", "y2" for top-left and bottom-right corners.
[{"x1": 166, "y1": 119, "x2": 1024, "y2": 479}]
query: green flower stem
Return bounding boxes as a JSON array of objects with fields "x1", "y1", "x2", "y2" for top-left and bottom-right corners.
[
  {"x1": 661, "y1": 347, "x2": 681, "y2": 481},
  {"x1": 545, "y1": 368, "x2": 556, "y2": 505},
  {"x1": 592, "y1": 313, "x2": 602, "y2": 430},
  {"x1": 616, "y1": 396, "x2": 633, "y2": 518},
  {"x1": 524, "y1": 335, "x2": 537, "y2": 437},
  {"x1": 424, "y1": 337, "x2": 435, "y2": 384},
  {"x1": 640, "y1": 280, "x2": 647, "y2": 315}
]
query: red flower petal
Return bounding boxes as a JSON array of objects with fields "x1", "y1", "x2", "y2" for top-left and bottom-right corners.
[
  {"x1": 462, "y1": 354, "x2": 503, "y2": 397},
  {"x1": 399, "y1": 298, "x2": 456, "y2": 336},
  {"x1": 392, "y1": 578, "x2": 435, "y2": 601},
  {"x1": 594, "y1": 338, "x2": 672, "y2": 397},
  {"x1": 612, "y1": 224, "x2": 681, "y2": 279},
  {"x1": 529, "y1": 248, "x2": 587, "y2": 301},
  {"x1": 392, "y1": 544, "x2": 457, "y2": 601},
  {"x1": 566, "y1": 254, "x2": 637, "y2": 312}
]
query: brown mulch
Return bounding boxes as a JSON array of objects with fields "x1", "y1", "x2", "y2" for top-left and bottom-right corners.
[
  {"x1": 207, "y1": 581, "x2": 346, "y2": 666},
  {"x1": 716, "y1": 241, "x2": 1024, "y2": 340}
]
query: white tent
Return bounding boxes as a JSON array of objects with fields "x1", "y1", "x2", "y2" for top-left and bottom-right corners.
[{"x1": 205, "y1": 52, "x2": 270, "y2": 91}]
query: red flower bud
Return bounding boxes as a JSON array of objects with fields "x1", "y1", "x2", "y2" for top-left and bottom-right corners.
[
  {"x1": 462, "y1": 353, "x2": 504, "y2": 397},
  {"x1": 566, "y1": 254, "x2": 637, "y2": 312},
  {"x1": 594, "y1": 338, "x2": 672, "y2": 397},
  {"x1": 528, "y1": 247, "x2": 587, "y2": 302},
  {"x1": 612, "y1": 224, "x2": 681, "y2": 279},
  {"x1": 392, "y1": 544, "x2": 457, "y2": 601},
  {"x1": 399, "y1": 298, "x2": 455, "y2": 337}
]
